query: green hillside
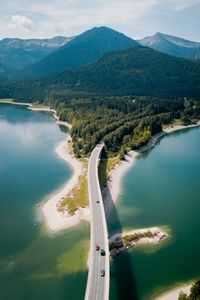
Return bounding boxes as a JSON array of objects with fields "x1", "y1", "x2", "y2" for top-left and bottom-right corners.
[
  {"x1": 53, "y1": 46, "x2": 200, "y2": 96},
  {"x1": 20, "y1": 26, "x2": 138, "y2": 78}
]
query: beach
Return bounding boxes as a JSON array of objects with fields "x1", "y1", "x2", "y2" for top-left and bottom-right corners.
[
  {"x1": 42, "y1": 136, "x2": 90, "y2": 232},
  {"x1": 163, "y1": 121, "x2": 200, "y2": 134},
  {"x1": 0, "y1": 100, "x2": 88, "y2": 231},
  {"x1": 155, "y1": 283, "x2": 192, "y2": 300},
  {"x1": 28, "y1": 105, "x2": 72, "y2": 129},
  {"x1": 103, "y1": 150, "x2": 139, "y2": 214},
  {"x1": 104, "y1": 122, "x2": 200, "y2": 213}
]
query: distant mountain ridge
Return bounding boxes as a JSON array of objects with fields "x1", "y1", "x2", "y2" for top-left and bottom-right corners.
[
  {"x1": 0, "y1": 36, "x2": 72, "y2": 50},
  {"x1": 3, "y1": 46, "x2": 200, "y2": 101},
  {"x1": 0, "y1": 36, "x2": 73, "y2": 71},
  {"x1": 138, "y1": 32, "x2": 200, "y2": 60},
  {"x1": 19, "y1": 26, "x2": 139, "y2": 78}
]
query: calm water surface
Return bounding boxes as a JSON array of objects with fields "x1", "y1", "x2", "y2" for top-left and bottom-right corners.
[
  {"x1": 109, "y1": 127, "x2": 200, "y2": 300},
  {"x1": 1, "y1": 104, "x2": 200, "y2": 300},
  {"x1": 0, "y1": 104, "x2": 89, "y2": 300}
]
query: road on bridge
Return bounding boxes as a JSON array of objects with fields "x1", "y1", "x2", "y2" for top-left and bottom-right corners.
[{"x1": 84, "y1": 143, "x2": 110, "y2": 300}]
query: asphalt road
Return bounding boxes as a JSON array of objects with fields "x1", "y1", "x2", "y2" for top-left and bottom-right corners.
[{"x1": 84, "y1": 143, "x2": 110, "y2": 300}]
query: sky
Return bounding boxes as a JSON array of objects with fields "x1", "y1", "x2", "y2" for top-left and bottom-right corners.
[{"x1": 0, "y1": 0, "x2": 200, "y2": 41}]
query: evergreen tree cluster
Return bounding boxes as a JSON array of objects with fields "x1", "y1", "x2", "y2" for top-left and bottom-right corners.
[{"x1": 48, "y1": 96, "x2": 200, "y2": 157}]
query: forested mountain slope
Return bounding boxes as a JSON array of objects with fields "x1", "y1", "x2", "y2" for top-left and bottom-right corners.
[
  {"x1": 2, "y1": 46, "x2": 200, "y2": 100},
  {"x1": 19, "y1": 26, "x2": 139, "y2": 78}
]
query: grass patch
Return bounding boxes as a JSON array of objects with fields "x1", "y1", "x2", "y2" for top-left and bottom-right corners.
[
  {"x1": 123, "y1": 231, "x2": 157, "y2": 244},
  {"x1": 109, "y1": 231, "x2": 158, "y2": 251},
  {"x1": 162, "y1": 118, "x2": 183, "y2": 128},
  {"x1": 98, "y1": 149, "x2": 120, "y2": 189},
  {"x1": 58, "y1": 159, "x2": 88, "y2": 215},
  {"x1": 30, "y1": 103, "x2": 50, "y2": 109}
]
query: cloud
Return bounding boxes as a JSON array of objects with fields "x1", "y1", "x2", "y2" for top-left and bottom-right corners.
[
  {"x1": 8, "y1": 15, "x2": 36, "y2": 32},
  {"x1": 171, "y1": 0, "x2": 200, "y2": 11},
  {"x1": 0, "y1": 0, "x2": 199, "y2": 39}
]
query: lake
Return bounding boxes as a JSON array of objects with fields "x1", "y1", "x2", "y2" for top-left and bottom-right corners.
[
  {"x1": 1, "y1": 103, "x2": 200, "y2": 300},
  {"x1": 0, "y1": 104, "x2": 89, "y2": 300},
  {"x1": 109, "y1": 127, "x2": 200, "y2": 300}
]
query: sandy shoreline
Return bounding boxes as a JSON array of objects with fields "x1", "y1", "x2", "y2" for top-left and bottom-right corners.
[
  {"x1": 28, "y1": 106, "x2": 85, "y2": 231},
  {"x1": 163, "y1": 121, "x2": 200, "y2": 134},
  {"x1": 104, "y1": 122, "x2": 200, "y2": 212},
  {"x1": 155, "y1": 282, "x2": 192, "y2": 300},
  {"x1": 1, "y1": 100, "x2": 199, "y2": 295},
  {"x1": 103, "y1": 150, "x2": 138, "y2": 214},
  {"x1": 42, "y1": 137, "x2": 90, "y2": 232},
  {"x1": 0, "y1": 100, "x2": 72, "y2": 129},
  {"x1": 0, "y1": 100, "x2": 88, "y2": 231}
]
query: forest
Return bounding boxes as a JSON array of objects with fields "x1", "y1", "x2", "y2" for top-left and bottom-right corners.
[
  {"x1": 48, "y1": 95, "x2": 200, "y2": 157},
  {"x1": 1, "y1": 45, "x2": 200, "y2": 157}
]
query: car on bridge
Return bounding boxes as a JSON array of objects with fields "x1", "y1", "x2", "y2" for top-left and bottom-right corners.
[
  {"x1": 100, "y1": 269, "x2": 105, "y2": 277},
  {"x1": 95, "y1": 243, "x2": 100, "y2": 251},
  {"x1": 100, "y1": 249, "x2": 106, "y2": 256}
]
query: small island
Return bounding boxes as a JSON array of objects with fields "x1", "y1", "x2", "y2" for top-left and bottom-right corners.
[{"x1": 109, "y1": 227, "x2": 168, "y2": 258}]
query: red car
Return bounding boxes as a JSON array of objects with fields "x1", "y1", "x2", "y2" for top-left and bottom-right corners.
[{"x1": 95, "y1": 243, "x2": 100, "y2": 251}]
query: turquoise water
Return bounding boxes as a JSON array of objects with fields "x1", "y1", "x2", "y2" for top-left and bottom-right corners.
[
  {"x1": 1, "y1": 103, "x2": 200, "y2": 300},
  {"x1": 109, "y1": 127, "x2": 200, "y2": 300},
  {"x1": 0, "y1": 104, "x2": 89, "y2": 300}
]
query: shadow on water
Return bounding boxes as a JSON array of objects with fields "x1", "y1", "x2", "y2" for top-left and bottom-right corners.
[{"x1": 99, "y1": 149, "x2": 138, "y2": 300}]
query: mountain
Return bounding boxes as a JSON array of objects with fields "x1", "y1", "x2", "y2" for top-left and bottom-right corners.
[
  {"x1": 51, "y1": 46, "x2": 200, "y2": 95},
  {"x1": 4, "y1": 46, "x2": 200, "y2": 101},
  {"x1": 0, "y1": 62, "x2": 15, "y2": 79},
  {"x1": 19, "y1": 26, "x2": 139, "y2": 78},
  {"x1": 138, "y1": 32, "x2": 200, "y2": 60},
  {"x1": 0, "y1": 36, "x2": 73, "y2": 70}
]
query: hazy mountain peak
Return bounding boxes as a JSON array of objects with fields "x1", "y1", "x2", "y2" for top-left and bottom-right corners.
[
  {"x1": 0, "y1": 36, "x2": 74, "y2": 71},
  {"x1": 138, "y1": 32, "x2": 200, "y2": 59},
  {"x1": 19, "y1": 26, "x2": 139, "y2": 78},
  {"x1": 0, "y1": 36, "x2": 73, "y2": 50}
]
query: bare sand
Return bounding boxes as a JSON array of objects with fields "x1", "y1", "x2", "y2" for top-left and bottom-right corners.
[
  {"x1": 28, "y1": 105, "x2": 85, "y2": 231},
  {"x1": 0, "y1": 100, "x2": 72, "y2": 129},
  {"x1": 0, "y1": 100, "x2": 30, "y2": 106},
  {"x1": 155, "y1": 283, "x2": 192, "y2": 300},
  {"x1": 42, "y1": 136, "x2": 90, "y2": 232},
  {"x1": 163, "y1": 121, "x2": 200, "y2": 133},
  {"x1": 56, "y1": 120, "x2": 72, "y2": 129},
  {"x1": 28, "y1": 105, "x2": 72, "y2": 129}
]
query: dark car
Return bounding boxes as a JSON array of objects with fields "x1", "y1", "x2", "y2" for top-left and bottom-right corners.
[
  {"x1": 100, "y1": 269, "x2": 105, "y2": 277},
  {"x1": 100, "y1": 249, "x2": 106, "y2": 256}
]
